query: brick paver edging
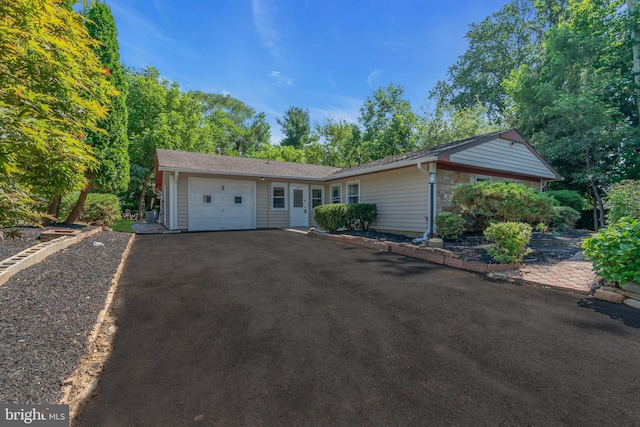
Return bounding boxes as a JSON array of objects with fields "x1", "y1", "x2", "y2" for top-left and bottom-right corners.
[
  {"x1": 307, "y1": 231, "x2": 520, "y2": 273},
  {"x1": 0, "y1": 227, "x2": 103, "y2": 288}
]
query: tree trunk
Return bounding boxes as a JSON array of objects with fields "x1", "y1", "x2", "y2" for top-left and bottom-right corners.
[
  {"x1": 137, "y1": 177, "x2": 148, "y2": 220},
  {"x1": 627, "y1": 0, "x2": 640, "y2": 120},
  {"x1": 42, "y1": 193, "x2": 61, "y2": 226},
  {"x1": 589, "y1": 179, "x2": 606, "y2": 230},
  {"x1": 64, "y1": 181, "x2": 92, "y2": 224}
]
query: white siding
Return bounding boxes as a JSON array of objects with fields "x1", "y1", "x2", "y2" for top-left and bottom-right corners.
[
  {"x1": 256, "y1": 180, "x2": 269, "y2": 228},
  {"x1": 328, "y1": 166, "x2": 429, "y2": 235},
  {"x1": 163, "y1": 172, "x2": 170, "y2": 227},
  {"x1": 175, "y1": 173, "x2": 320, "y2": 230},
  {"x1": 449, "y1": 138, "x2": 557, "y2": 179},
  {"x1": 177, "y1": 175, "x2": 188, "y2": 230}
]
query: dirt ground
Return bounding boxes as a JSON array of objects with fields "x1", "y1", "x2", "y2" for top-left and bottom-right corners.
[{"x1": 75, "y1": 230, "x2": 639, "y2": 426}]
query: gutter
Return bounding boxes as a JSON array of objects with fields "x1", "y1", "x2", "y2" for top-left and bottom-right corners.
[
  {"x1": 321, "y1": 156, "x2": 439, "y2": 180},
  {"x1": 157, "y1": 167, "x2": 329, "y2": 182}
]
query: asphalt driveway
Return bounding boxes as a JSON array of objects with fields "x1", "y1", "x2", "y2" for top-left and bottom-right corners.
[{"x1": 76, "y1": 230, "x2": 640, "y2": 426}]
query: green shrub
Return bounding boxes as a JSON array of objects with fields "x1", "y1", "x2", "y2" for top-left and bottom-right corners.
[
  {"x1": 582, "y1": 217, "x2": 640, "y2": 284},
  {"x1": 484, "y1": 221, "x2": 532, "y2": 264},
  {"x1": 549, "y1": 206, "x2": 581, "y2": 231},
  {"x1": 436, "y1": 212, "x2": 466, "y2": 240},
  {"x1": 544, "y1": 190, "x2": 584, "y2": 212},
  {"x1": 345, "y1": 203, "x2": 377, "y2": 231},
  {"x1": 451, "y1": 181, "x2": 554, "y2": 230},
  {"x1": 607, "y1": 180, "x2": 640, "y2": 223},
  {"x1": 59, "y1": 193, "x2": 121, "y2": 226},
  {"x1": 314, "y1": 204, "x2": 348, "y2": 231},
  {"x1": 314, "y1": 203, "x2": 378, "y2": 231}
]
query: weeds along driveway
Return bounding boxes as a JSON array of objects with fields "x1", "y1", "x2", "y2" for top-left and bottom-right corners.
[{"x1": 76, "y1": 230, "x2": 640, "y2": 426}]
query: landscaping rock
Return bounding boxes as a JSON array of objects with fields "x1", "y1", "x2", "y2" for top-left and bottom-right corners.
[
  {"x1": 600, "y1": 286, "x2": 620, "y2": 293},
  {"x1": 614, "y1": 289, "x2": 640, "y2": 301},
  {"x1": 594, "y1": 289, "x2": 626, "y2": 304},
  {"x1": 621, "y1": 281, "x2": 640, "y2": 295},
  {"x1": 428, "y1": 238, "x2": 443, "y2": 249},
  {"x1": 568, "y1": 251, "x2": 585, "y2": 261},
  {"x1": 623, "y1": 298, "x2": 640, "y2": 310}
]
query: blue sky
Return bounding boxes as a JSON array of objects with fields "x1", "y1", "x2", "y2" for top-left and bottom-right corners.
[{"x1": 105, "y1": 0, "x2": 508, "y2": 143}]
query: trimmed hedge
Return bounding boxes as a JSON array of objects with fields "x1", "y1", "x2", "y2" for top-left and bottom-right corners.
[
  {"x1": 549, "y1": 205, "x2": 581, "y2": 231},
  {"x1": 544, "y1": 190, "x2": 584, "y2": 212},
  {"x1": 451, "y1": 181, "x2": 555, "y2": 230},
  {"x1": 314, "y1": 203, "x2": 377, "y2": 232},
  {"x1": 436, "y1": 212, "x2": 466, "y2": 240},
  {"x1": 484, "y1": 221, "x2": 532, "y2": 264}
]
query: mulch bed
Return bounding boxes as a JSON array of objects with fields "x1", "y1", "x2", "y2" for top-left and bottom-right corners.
[
  {"x1": 335, "y1": 229, "x2": 591, "y2": 265},
  {"x1": 0, "y1": 225, "x2": 96, "y2": 261},
  {"x1": 0, "y1": 230, "x2": 131, "y2": 404}
]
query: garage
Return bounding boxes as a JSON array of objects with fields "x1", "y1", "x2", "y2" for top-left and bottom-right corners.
[{"x1": 188, "y1": 177, "x2": 255, "y2": 231}]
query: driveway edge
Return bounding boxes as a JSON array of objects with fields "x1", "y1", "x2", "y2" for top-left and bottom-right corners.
[
  {"x1": 308, "y1": 231, "x2": 594, "y2": 294},
  {"x1": 307, "y1": 231, "x2": 520, "y2": 274},
  {"x1": 59, "y1": 233, "x2": 136, "y2": 423}
]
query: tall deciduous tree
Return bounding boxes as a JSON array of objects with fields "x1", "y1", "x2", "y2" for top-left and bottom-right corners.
[
  {"x1": 0, "y1": 0, "x2": 113, "y2": 226},
  {"x1": 358, "y1": 84, "x2": 418, "y2": 162},
  {"x1": 429, "y1": 0, "x2": 552, "y2": 119},
  {"x1": 419, "y1": 102, "x2": 502, "y2": 147},
  {"x1": 124, "y1": 67, "x2": 171, "y2": 217},
  {"x1": 277, "y1": 106, "x2": 314, "y2": 148},
  {"x1": 65, "y1": 0, "x2": 129, "y2": 224},
  {"x1": 504, "y1": 0, "x2": 636, "y2": 228}
]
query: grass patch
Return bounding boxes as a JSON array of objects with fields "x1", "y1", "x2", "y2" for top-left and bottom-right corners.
[{"x1": 111, "y1": 219, "x2": 135, "y2": 233}]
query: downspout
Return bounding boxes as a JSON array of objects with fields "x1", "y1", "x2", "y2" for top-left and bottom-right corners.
[
  {"x1": 416, "y1": 162, "x2": 436, "y2": 243},
  {"x1": 170, "y1": 171, "x2": 178, "y2": 230}
]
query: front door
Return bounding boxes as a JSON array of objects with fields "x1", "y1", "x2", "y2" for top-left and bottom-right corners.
[{"x1": 289, "y1": 184, "x2": 309, "y2": 227}]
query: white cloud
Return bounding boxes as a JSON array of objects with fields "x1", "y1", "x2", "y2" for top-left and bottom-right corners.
[
  {"x1": 328, "y1": 71, "x2": 337, "y2": 89},
  {"x1": 268, "y1": 71, "x2": 293, "y2": 86},
  {"x1": 252, "y1": 0, "x2": 281, "y2": 56},
  {"x1": 366, "y1": 69, "x2": 382, "y2": 89}
]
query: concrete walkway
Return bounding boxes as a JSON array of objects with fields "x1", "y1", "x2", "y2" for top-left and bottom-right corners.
[{"x1": 131, "y1": 221, "x2": 170, "y2": 234}]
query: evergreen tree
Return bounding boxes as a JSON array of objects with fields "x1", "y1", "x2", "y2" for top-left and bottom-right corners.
[{"x1": 65, "y1": 0, "x2": 129, "y2": 223}]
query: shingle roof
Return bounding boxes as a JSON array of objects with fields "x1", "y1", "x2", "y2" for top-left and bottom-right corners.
[
  {"x1": 156, "y1": 129, "x2": 557, "y2": 182},
  {"x1": 156, "y1": 149, "x2": 342, "y2": 179}
]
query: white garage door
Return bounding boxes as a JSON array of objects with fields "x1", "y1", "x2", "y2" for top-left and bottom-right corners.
[{"x1": 189, "y1": 177, "x2": 255, "y2": 231}]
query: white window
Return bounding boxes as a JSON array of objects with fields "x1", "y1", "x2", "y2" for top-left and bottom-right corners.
[
  {"x1": 347, "y1": 181, "x2": 360, "y2": 204},
  {"x1": 311, "y1": 187, "x2": 324, "y2": 209},
  {"x1": 330, "y1": 184, "x2": 341, "y2": 204},
  {"x1": 203, "y1": 195, "x2": 212, "y2": 204},
  {"x1": 271, "y1": 182, "x2": 287, "y2": 210}
]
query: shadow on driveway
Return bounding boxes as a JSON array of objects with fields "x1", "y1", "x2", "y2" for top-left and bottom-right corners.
[{"x1": 76, "y1": 230, "x2": 640, "y2": 426}]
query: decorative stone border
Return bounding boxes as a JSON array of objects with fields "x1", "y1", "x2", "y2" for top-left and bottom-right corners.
[
  {"x1": 40, "y1": 229, "x2": 81, "y2": 242},
  {"x1": 0, "y1": 227, "x2": 102, "y2": 287},
  {"x1": 308, "y1": 231, "x2": 520, "y2": 273}
]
